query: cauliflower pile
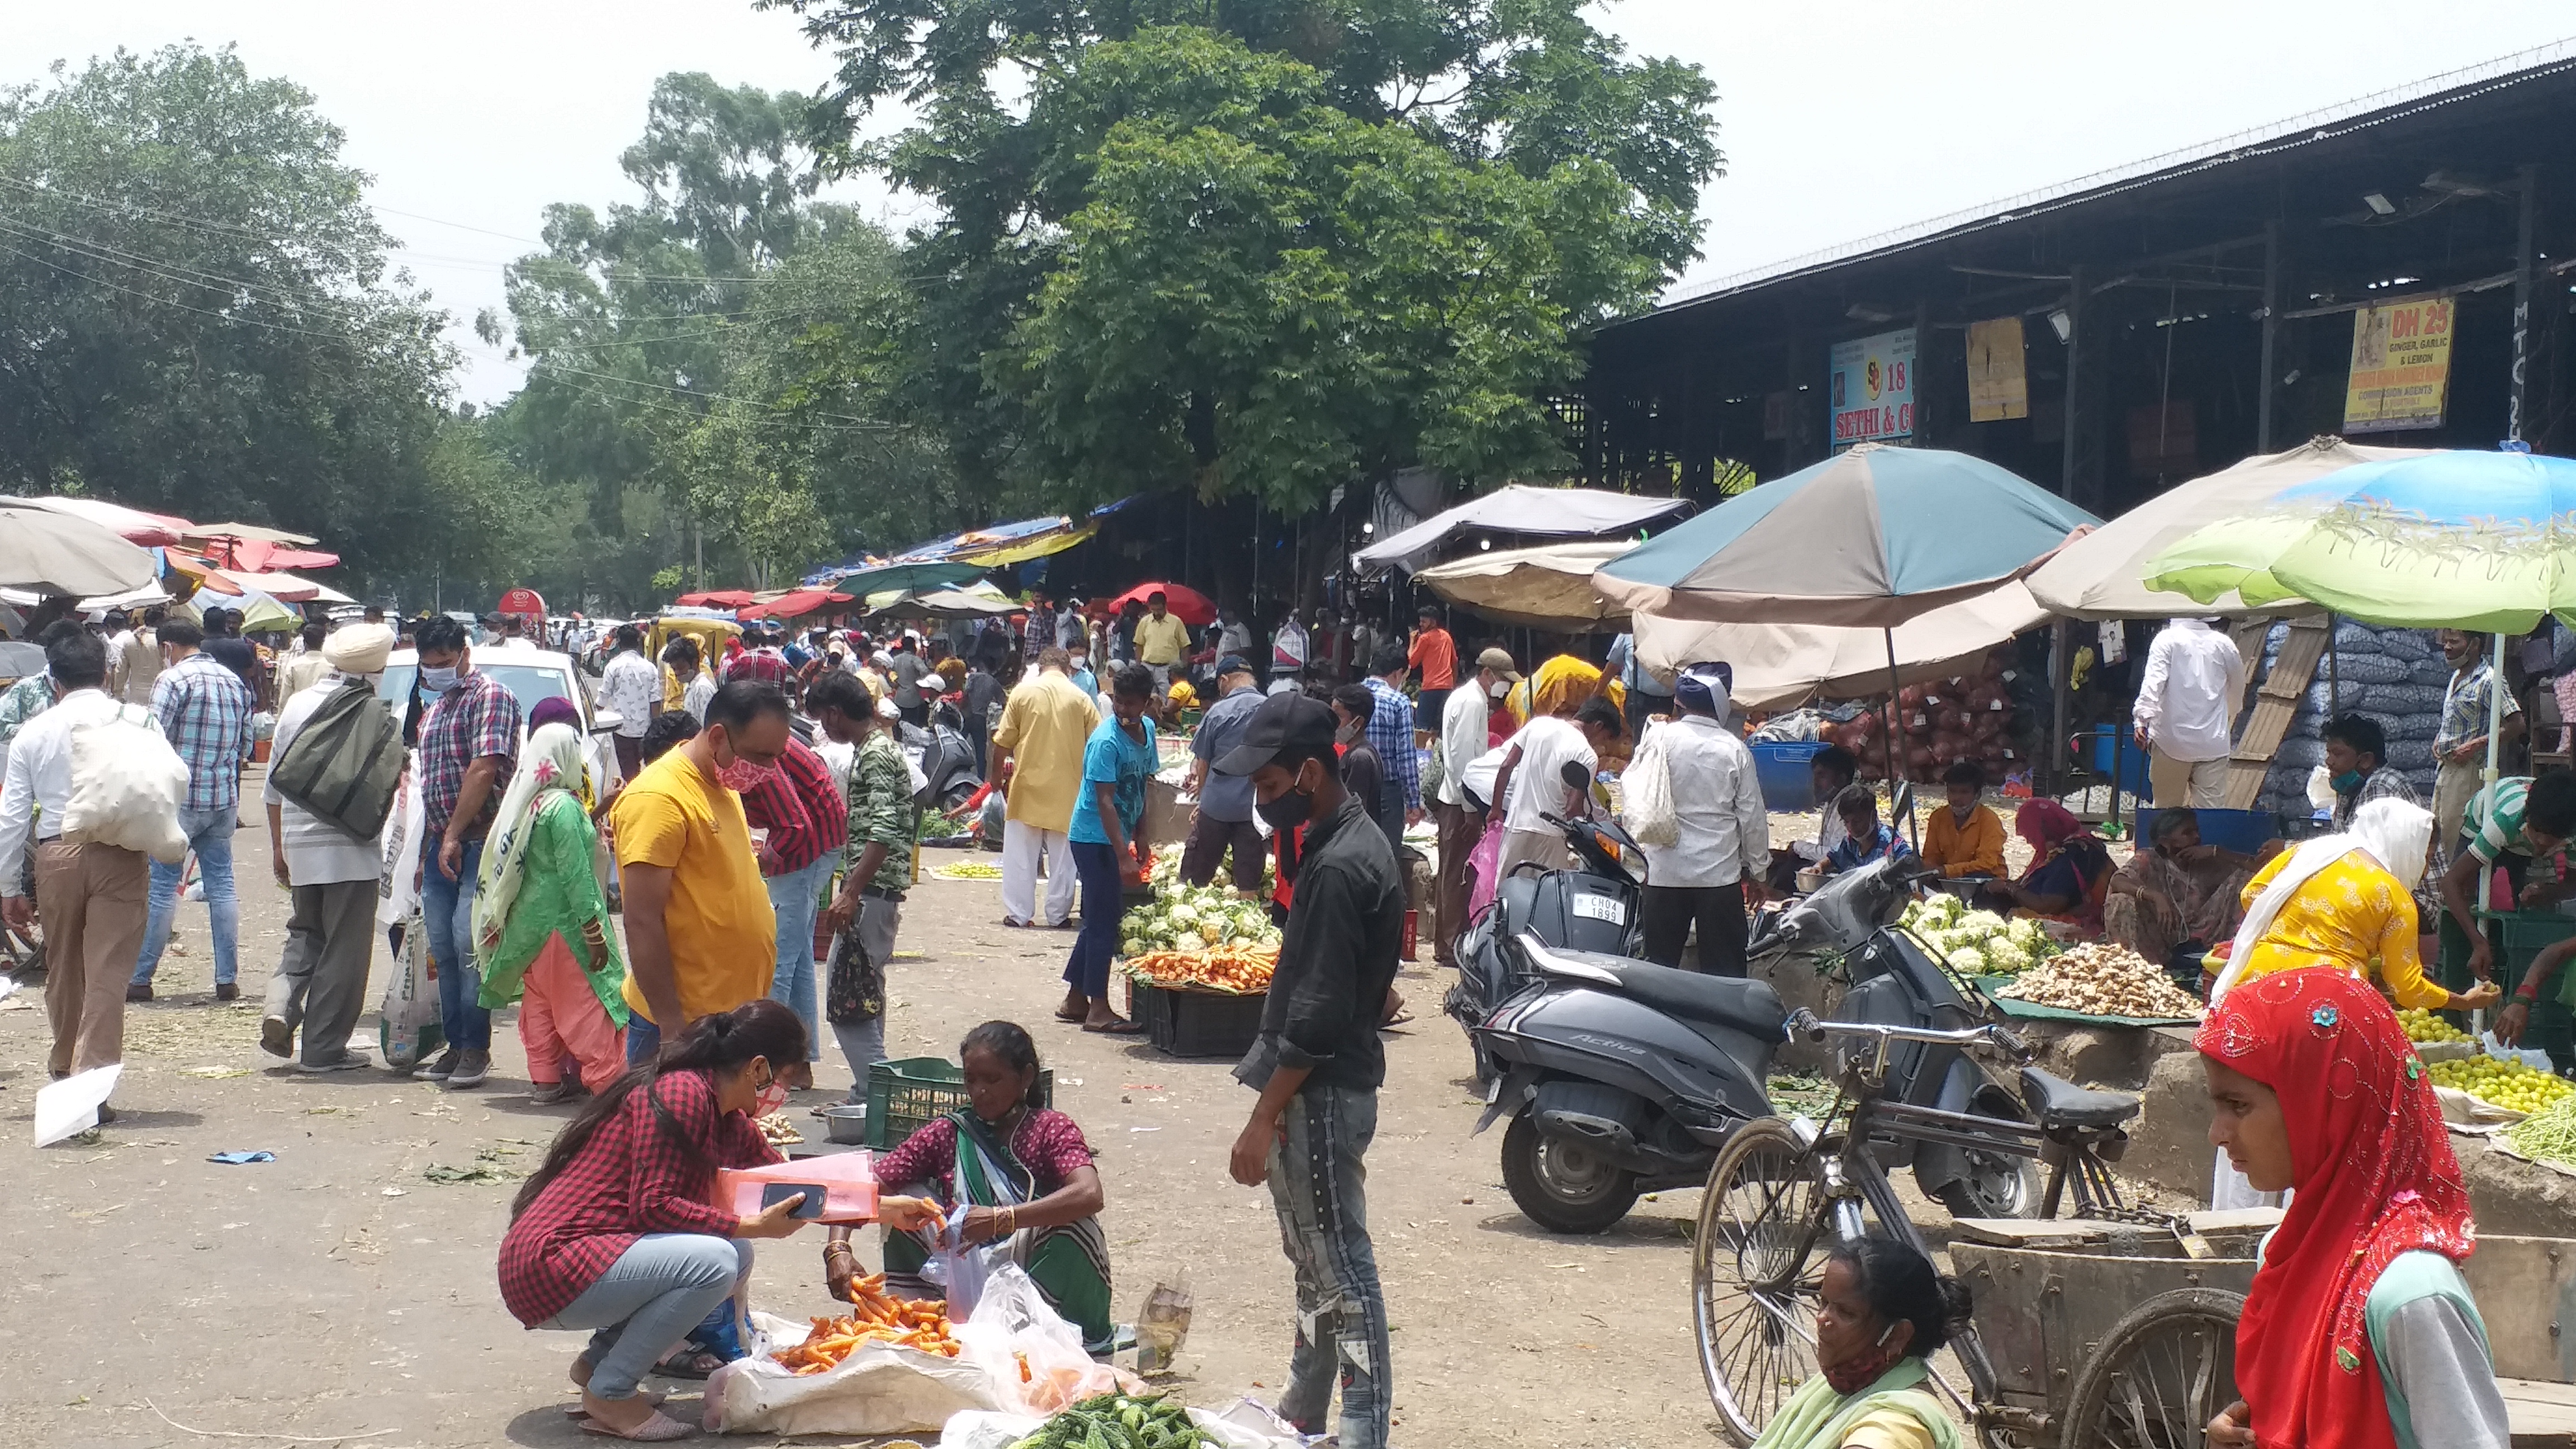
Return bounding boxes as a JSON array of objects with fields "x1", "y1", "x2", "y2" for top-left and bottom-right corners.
[
  {"x1": 1899, "y1": 893, "x2": 2055, "y2": 976},
  {"x1": 1121, "y1": 862, "x2": 1282, "y2": 957}
]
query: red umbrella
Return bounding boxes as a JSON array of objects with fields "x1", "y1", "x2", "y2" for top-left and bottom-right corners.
[
  {"x1": 1106, "y1": 581, "x2": 1215, "y2": 626},
  {"x1": 738, "y1": 589, "x2": 853, "y2": 621},
  {"x1": 678, "y1": 589, "x2": 756, "y2": 608}
]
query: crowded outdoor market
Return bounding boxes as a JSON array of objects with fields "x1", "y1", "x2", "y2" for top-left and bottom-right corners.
[{"x1": 19, "y1": 29, "x2": 2576, "y2": 1449}]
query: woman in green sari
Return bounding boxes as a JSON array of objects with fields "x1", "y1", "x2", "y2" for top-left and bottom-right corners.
[
  {"x1": 822, "y1": 1021, "x2": 1114, "y2": 1351},
  {"x1": 471, "y1": 721, "x2": 631, "y2": 1101},
  {"x1": 1751, "y1": 1238, "x2": 1970, "y2": 1449}
]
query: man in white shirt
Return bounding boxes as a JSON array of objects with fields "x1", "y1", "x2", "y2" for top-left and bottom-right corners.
[
  {"x1": 1633, "y1": 665, "x2": 1769, "y2": 974},
  {"x1": 2132, "y1": 618, "x2": 2246, "y2": 809},
  {"x1": 107, "y1": 606, "x2": 165, "y2": 706},
  {"x1": 1434, "y1": 647, "x2": 1517, "y2": 968},
  {"x1": 0, "y1": 629, "x2": 156, "y2": 1105},
  {"x1": 261, "y1": 623, "x2": 395, "y2": 1071},
  {"x1": 595, "y1": 623, "x2": 661, "y2": 783},
  {"x1": 1483, "y1": 697, "x2": 1625, "y2": 879}
]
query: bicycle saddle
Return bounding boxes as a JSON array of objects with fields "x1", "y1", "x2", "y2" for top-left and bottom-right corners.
[{"x1": 2018, "y1": 1066, "x2": 2140, "y2": 1130}]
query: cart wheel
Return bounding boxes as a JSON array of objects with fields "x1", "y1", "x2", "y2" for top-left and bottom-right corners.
[
  {"x1": 2056, "y1": 1287, "x2": 2244, "y2": 1449},
  {"x1": 1693, "y1": 1117, "x2": 1834, "y2": 1445}
]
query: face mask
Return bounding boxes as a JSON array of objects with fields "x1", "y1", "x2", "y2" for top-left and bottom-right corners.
[
  {"x1": 752, "y1": 1072, "x2": 790, "y2": 1119},
  {"x1": 419, "y1": 664, "x2": 461, "y2": 693},
  {"x1": 714, "y1": 742, "x2": 777, "y2": 793},
  {"x1": 1489, "y1": 680, "x2": 1512, "y2": 699},
  {"x1": 1257, "y1": 762, "x2": 1318, "y2": 832},
  {"x1": 2331, "y1": 769, "x2": 2365, "y2": 794}
]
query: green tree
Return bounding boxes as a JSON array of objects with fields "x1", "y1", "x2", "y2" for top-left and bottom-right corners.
[
  {"x1": 0, "y1": 45, "x2": 471, "y2": 585},
  {"x1": 763, "y1": 0, "x2": 1720, "y2": 508}
]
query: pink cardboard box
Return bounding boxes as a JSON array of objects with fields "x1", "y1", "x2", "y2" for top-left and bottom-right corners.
[{"x1": 717, "y1": 1151, "x2": 879, "y2": 1224}]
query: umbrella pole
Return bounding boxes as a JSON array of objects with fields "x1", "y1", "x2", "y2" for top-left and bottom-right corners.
[
  {"x1": 1884, "y1": 628, "x2": 1915, "y2": 847},
  {"x1": 2479, "y1": 630, "x2": 2507, "y2": 1034}
]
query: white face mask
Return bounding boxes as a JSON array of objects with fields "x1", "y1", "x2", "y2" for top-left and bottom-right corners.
[{"x1": 1489, "y1": 679, "x2": 1512, "y2": 699}]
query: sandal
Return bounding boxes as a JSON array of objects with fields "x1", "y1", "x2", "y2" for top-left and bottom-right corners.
[
  {"x1": 1000, "y1": 917, "x2": 1033, "y2": 929},
  {"x1": 577, "y1": 1408, "x2": 693, "y2": 1441},
  {"x1": 1054, "y1": 1007, "x2": 1088, "y2": 1023},
  {"x1": 651, "y1": 1348, "x2": 727, "y2": 1380},
  {"x1": 1082, "y1": 1016, "x2": 1147, "y2": 1035}
]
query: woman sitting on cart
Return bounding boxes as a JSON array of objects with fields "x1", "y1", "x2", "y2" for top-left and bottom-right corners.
[
  {"x1": 821, "y1": 1021, "x2": 1112, "y2": 1352},
  {"x1": 2199, "y1": 969, "x2": 2508, "y2": 1449},
  {"x1": 1974, "y1": 801, "x2": 2112, "y2": 931},
  {"x1": 1749, "y1": 1236, "x2": 1970, "y2": 1449},
  {"x1": 2100, "y1": 806, "x2": 2264, "y2": 978},
  {"x1": 2211, "y1": 798, "x2": 2496, "y2": 1015}
]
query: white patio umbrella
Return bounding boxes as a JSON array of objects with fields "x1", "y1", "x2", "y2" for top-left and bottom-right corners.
[{"x1": 0, "y1": 501, "x2": 164, "y2": 595}]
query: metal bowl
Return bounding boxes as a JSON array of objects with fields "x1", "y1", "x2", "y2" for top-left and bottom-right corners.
[{"x1": 820, "y1": 1104, "x2": 869, "y2": 1147}]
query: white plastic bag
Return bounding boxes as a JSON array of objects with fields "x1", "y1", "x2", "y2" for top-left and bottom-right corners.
[
  {"x1": 938, "y1": 1410, "x2": 1047, "y2": 1449},
  {"x1": 705, "y1": 1309, "x2": 999, "y2": 1437},
  {"x1": 378, "y1": 908, "x2": 442, "y2": 1070},
  {"x1": 62, "y1": 705, "x2": 188, "y2": 864},
  {"x1": 954, "y1": 1263, "x2": 1131, "y2": 1417},
  {"x1": 1621, "y1": 722, "x2": 1679, "y2": 848},
  {"x1": 377, "y1": 772, "x2": 423, "y2": 930},
  {"x1": 34, "y1": 1064, "x2": 121, "y2": 1147},
  {"x1": 927, "y1": 1204, "x2": 1009, "y2": 1321}
]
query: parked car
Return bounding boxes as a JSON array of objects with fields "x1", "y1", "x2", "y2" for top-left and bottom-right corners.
[{"x1": 376, "y1": 646, "x2": 624, "y2": 791}]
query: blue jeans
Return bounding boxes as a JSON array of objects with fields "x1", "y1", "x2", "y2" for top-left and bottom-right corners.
[
  {"x1": 765, "y1": 854, "x2": 835, "y2": 1062},
  {"x1": 541, "y1": 1234, "x2": 752, "y2": 1400},
  {"x1": 420, "y1": 836, "x2": 491, "y2": 1052},
  {"x1": 1268, "y1": 1084, "x2": 1390, "y2": 1449},
  {"x1": 1062, "y1": 840, "x2": 1125, "y2": 1000},
  {"x1": 626, "y1": 1014, "x2": 660, "y2": 1066},
  {"x1": 133, "y1": 804, "x2": 242, "y2": 986}
]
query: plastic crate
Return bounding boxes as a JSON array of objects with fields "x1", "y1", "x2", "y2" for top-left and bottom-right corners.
[
  {"x1": 2435, "y1": 912, "x2": 2576, "y2": 1069},
  {"x1": 2073, "y1": 726, "x2": 2151, "y2": 802},
  {"x1": 2137, "y1": 807, "x2": 2276, "y2": 856},
  {"x1": 1132, "y1": 980, "x2": 1267, "y2": 1059},
  {"x1": 1751, "y1": 741, "x2": 1831, "y2": 811},
  {"x1": 864, "y1": 1056, "x2": 1055, "y2": 1150}
]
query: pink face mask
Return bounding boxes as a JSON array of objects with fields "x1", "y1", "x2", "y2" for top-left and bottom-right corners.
[
  {"x1": 712, "y1": 736, "x2": 777, "y2": 792},
  {"x1": 754, "y1": 1078, "x2": 790, "y2": 1118}
]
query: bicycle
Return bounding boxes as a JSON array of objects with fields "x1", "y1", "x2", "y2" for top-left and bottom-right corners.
[{"x1": 1692, "y1": 1009, "x2": 2242, "y2": 1448}]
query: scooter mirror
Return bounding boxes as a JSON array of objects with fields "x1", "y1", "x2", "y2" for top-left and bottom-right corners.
[{"x1": 1559, "y1": 759, "x2": 1592, "y2": 791}]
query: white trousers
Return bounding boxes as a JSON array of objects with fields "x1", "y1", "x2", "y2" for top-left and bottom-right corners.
[{"x1": 1002, "y1": 819, "x2": 1077, "y2": 926}]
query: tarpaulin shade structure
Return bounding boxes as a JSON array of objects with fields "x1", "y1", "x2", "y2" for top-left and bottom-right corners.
[
  {"x1": 1107, "y1": 581, "x2": 1215, "y2": 626},
  {"x1": 1352, "y1": 485, "x2": 1692, "y2": 575},
  {"x1": 15, "y1": 496, "x2": 193, "y2": 549},
  {"x1": 930, "y1": 515, "x2": 1098, "y2": 568},
  {"x1": 1414, "y1": 541, "x2": 1633, "y2": 631},
  {"x1": 1637, "y1": 580, "x2": 2048, "y2": 712},
  {"x1": 820, "y1": 558, "x2": 988, "y2": 597},
  {"x1": 2024, "y1": 438, "x2": 2425, "y2": 619},
  {"x1": 678, "y1": 590, "x2": 757, "y2": 608},
  {"x1": 737, "y1": 589, "x2": 853, "y2": 620},
  {"x1": 1592, "y1": 444, "x2": 2099, "y2": 627},
  {"x1": 0, "y1": 501, "x2": 164, "y2": 594},
  {"x1": 872, "y1": 588, "x2": 1020, "y2": 620}
]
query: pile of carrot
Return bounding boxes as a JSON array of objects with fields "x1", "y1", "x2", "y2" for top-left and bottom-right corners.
[
  {"x1": 1122, "y1": 949, "x2": 1275, "y2": 995},
  {"x1": 771, "y1": 1272, "x2": 963, "y2": 1372}
]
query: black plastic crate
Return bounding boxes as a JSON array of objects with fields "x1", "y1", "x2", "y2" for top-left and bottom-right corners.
[
  {"x1": 865, "y1": 1056, "x2": 1055, "y2": 1149},
  {"x1": 1132, "y1": 980, "x2": 1267, "y2": 1059}
]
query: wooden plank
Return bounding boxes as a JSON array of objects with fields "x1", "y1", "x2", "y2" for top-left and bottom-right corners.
[
  {"x1": 2185, "y1": 1206, "x2": 2286, "y2": 1235},
  {"x1": 2502, "y1": 1376, "x2": 2576, "y2": 1445},
  {"x1": 1949, "y1": 1218, "x2": 2116, "y2": 1247},
  {"x1": 2224, "y1": 617, "x2": 2327, "y2": 809}
]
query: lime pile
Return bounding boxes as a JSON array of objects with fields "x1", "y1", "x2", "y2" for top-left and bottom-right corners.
[
  {"x1": 2398, "y1": 1008, "x2": 2471, "y2": 1045},
  {"x1": 2425, "y1": 1055, "x2": 2575, "y2": 1114}
]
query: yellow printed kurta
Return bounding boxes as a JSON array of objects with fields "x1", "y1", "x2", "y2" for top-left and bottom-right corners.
[{"x1": 2232, "y1": 849, "x2": 2445, "y2": 1009}]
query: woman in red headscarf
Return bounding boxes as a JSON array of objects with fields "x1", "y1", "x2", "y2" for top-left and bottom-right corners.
[
  {"x1": 2199, "y1": 969, "x2": 2505, "y2": 1449},
  {"x1": 1974, "y1": 801, "x2": 2113, "y2": 931}
]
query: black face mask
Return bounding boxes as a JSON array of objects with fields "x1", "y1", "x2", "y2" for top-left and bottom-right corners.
[{"x1": 1257, "y1": 761, "x2": 1318, "y2": 832}]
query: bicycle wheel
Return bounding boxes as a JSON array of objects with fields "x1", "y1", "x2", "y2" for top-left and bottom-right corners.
[
  {"x1": 1694, "y1": 1117, "x2": 1832, "y2": 1445},
  {"x1": 2057, "y1": 1288, "x2": 2244, "y2": 1449}
]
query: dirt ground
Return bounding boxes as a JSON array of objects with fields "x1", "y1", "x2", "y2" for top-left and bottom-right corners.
[{"x1": 0, "y1": 783, "x2": 2083, "y2": 1449}]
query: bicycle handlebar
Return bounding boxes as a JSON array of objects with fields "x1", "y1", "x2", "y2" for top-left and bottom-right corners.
[{"x1": 1785, "y1": 1007, "x2": 2033, "y2": 1062}]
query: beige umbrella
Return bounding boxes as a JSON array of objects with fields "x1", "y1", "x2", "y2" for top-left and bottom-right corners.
[
  {"x1": 1637, "y1": 579, "x2": 2048, "y2": 713},
  {"x1": 2024, "y1": 437, "x2": 2430, "y2": 618},
  {"x1": 0, "y1": 500, "x2": 163, "y2": 596},
  {"x1": 1415, "y1": 540, "x2": 1632, "y2": 632},
  {"x1": 185, "y1": 520, "x2": 319, "y2": 546}
]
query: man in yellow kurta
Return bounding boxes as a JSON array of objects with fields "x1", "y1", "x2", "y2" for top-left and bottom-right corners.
[
  {"x1": 989, "y1": 646, "x2": 1102, "y2": 929},
  {"x1": 1919, "y1": 761, "x2": 2006, "y2": 879}
]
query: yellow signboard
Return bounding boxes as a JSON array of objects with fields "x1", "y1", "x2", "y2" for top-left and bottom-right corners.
[
  {"x1": 1966, "y1": 316, "x2": 2028, "y2": 422},
  {"x1": 2343, "y1": 297, "x2": 2454, "y2": 433}
]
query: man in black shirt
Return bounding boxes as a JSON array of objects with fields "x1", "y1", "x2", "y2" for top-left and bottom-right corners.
[{"x1": 1220, "y1": 692, "x2": 1403, "y2": 1449}]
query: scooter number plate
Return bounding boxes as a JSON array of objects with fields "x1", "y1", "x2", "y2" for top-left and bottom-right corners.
[{"x1": 1570, "y1": 893, "x2": 1628, "y2": 925}]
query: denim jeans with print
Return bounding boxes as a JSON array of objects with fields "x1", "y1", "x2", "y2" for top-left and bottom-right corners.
[{"x1": 1266, "y1": 1082, "x2": 1390, "y2": 1448}]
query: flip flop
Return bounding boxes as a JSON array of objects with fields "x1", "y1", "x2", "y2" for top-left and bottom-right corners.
[
  {"x1": 1000, "y1": 917, "x2": 1034, "y2": 929},
  {"x1": 1083, "y1": 1017, "x2": 1147, "y2": 1035},
  {"x1": 651, "y1": 1348, "x2": 726, "y2": 1379},
  {"x1": 1054, "y1": 1007, "x2": 1088, "y2": 1023},
  {"x1": 577, "y1": 1408, "x2": 693, "y2": 1441}
]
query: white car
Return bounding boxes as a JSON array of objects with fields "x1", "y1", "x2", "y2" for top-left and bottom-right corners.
[{"x1": 376, "y1": 646, "x2": 625, "y2": 792}]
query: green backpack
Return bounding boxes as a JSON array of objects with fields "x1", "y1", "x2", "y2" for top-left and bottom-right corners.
[{"x1": 269, "y1": 678, "x2": 405, "y2": 842}]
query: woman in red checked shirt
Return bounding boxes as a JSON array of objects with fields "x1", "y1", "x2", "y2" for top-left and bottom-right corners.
[{"x1": 500, "y1": 1000, "x2": 813, "y2": 1441}]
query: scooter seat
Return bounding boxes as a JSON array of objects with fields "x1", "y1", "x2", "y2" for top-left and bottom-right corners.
[
  {"x1": 2018, "y1": 1066, "x2": 2140, "y2": 1130},
  {"x1": 1573, "y1": 955, "x2": 1788, "y2": 1043}
]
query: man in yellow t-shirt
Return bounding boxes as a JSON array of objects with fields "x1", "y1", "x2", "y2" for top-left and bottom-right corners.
[
  {"x1": 1132, "y1": 592, "x2": 1194, "y2": 689},
  {"x1": 989, "y1": 647, "x2": 1101, "y2": 928},
  {"x1": 612, "y1": 677, "x2": 788, "y2": 1060}
]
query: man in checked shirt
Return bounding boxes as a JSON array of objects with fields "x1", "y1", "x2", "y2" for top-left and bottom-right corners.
[
  {"x1": 411, "y1": 614, "x2": 523, "y2": 1090},
  {"x1": 129, "y1": 617, "x2": 253, "y2": 1002}
]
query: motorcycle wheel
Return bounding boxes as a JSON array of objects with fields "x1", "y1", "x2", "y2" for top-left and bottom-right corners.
[
  {"x1": 1500, "y1": 1110, "x2": 1637, "y2": 1234},
  {"x1": 1930, "y1": 1088, "x2": 2042, "y2": 1220}
]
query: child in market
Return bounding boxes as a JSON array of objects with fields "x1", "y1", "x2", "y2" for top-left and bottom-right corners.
[
  {"x1": 1825, "y1": 784, "x2": 1914, "y2": 874},
  {"x1": 1920, "y1": 761, "x2": 2005, "y2": 879}
]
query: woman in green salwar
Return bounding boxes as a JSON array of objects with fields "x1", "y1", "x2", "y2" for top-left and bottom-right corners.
[
  {"x1": 471, "y1": 721, "x2": 631, "y2": 1101},
  {"x1": 1751, "y1": 1238, "x2": 1971, "y2": 1449},
  {"x1": 821, "y1": 1021, "x2": 1115, "y2": 1351}
]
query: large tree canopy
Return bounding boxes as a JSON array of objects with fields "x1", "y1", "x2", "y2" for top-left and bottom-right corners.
[
  {"x1": 763, "y1": 0, "x2": 1720, "y2": 509},
  {"x1": 0, "y1": 45, "x2": 520, "y2": 589}
]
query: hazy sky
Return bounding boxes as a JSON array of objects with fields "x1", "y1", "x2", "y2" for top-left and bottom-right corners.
[{"x1": 13, "y1": 3, "x2": 2574, "y2": 405}]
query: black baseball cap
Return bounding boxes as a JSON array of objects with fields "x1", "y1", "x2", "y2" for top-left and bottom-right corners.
[{"x1": 1218, "y1": 692, "x2": 1338, "y2": 775}]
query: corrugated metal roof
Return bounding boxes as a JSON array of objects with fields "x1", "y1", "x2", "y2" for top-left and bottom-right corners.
[{"x1": 1650, "y1": 36, "x2": 2576, "y2": 316}]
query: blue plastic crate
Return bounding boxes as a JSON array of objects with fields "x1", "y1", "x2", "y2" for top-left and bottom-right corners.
[
  {"x1": 2136, "y1": 807, "x2": 2275, "y2": 855},
  {"x1": 2075, "y1": 726, "x2": 2152, "y2": 802},
  {"x1": 1752, "y1": 740, "x2": 1832, "y2": 811}
]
